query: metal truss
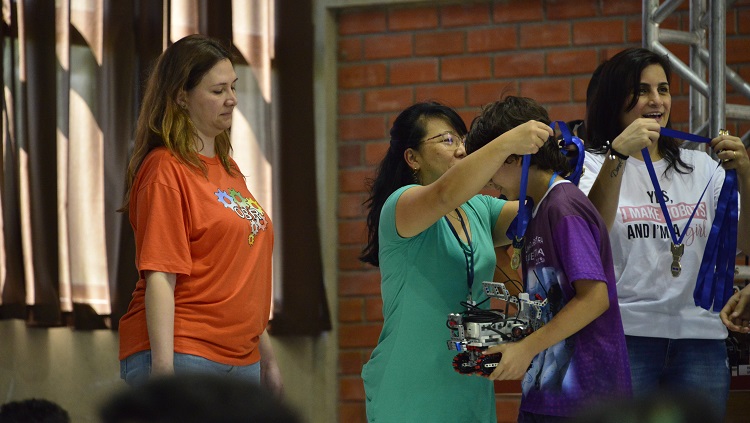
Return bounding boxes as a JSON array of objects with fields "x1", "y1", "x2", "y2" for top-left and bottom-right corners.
[
  {"x1": 643, "y1": 0, "x2": 750, "y2": 147},
  {"x1": 644, "y1": 0, "x2": 750, "y2": 281}
]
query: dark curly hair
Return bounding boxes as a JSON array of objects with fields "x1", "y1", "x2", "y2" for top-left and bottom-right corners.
[{"x1": 466, "y1": 96, "x2": 574, "y2": 177}]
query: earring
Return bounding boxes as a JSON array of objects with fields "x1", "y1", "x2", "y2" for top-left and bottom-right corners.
[
  {"x1": 180, "y1": 103, "x2": 187, "y2": 109},
  {"x1": 412, "y1": 167, "x2": 419, "y2": 184}
]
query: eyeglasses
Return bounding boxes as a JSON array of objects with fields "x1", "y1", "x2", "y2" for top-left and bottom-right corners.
[{"x1": 421, "y1": 132, "x2": 466, "y2": 150}]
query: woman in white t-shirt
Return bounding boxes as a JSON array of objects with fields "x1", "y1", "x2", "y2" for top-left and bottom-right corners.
[{"x1": 578, "y1": 47, "x2": 750, "y2": 420}]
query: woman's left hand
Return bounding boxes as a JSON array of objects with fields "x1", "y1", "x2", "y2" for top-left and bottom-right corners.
[
  {"x1": 721, "y1": 286, "x2": 750, "y2": 333},
  {"x1": 711, "y1": 133, "x2": 749, "y2": 178},
  {"x1": 258, "y1": 330, "x2": 284, "y2": 396},
  {"x1": 261, "y1": 357, "x2": 285, "y2": 396}
]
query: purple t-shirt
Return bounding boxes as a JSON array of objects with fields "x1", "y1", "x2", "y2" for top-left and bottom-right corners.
[{"x1": 520, "y1": 181, "x2": 631, "y2": 417}]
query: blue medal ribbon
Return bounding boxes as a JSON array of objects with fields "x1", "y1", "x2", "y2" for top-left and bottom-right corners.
[
  {"x1": 507, "y1": 155, "x2": 533, "y2": 270},
  {"x1": 695, "y1": 174, "x2": 737, "y2": 311},
  {"x1": 551, "y1": 121, "x2": 585, "y2": 186},
  {"x1": 646, "y1": 127, "x2": 738, "y2": 311},
  {"x1": 660, "y1": 127, "x2": 711, "y2": 144},
  {"x1": 505, "y1": 121, "x2": 584, "y2": 269},
  {"x1": 641, "y1": 147, "x2": 715, "y2": 252}
]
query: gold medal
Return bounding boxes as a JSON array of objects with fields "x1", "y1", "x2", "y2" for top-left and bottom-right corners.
[
  {"x1": 511, "y1": 247, "x2": 521, "y2": 270},
  {"x1": 510, "y1": 236, "x2": 524, "y2": 270}
]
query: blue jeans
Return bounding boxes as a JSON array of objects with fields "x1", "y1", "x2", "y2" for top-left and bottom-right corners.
[
  {"x1": 625, "y1": 336, "x2": 729, "y2": 419},
  {"x1": 120, "y1": 350, "x2": 261, "y2": 387}
]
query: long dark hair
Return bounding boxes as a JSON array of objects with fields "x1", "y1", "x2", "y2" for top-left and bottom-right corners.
[
  {"x1": 359, "y1": 102, "x2": 467, "y2": 267},
  {"x1": 466, "y1": 96, "x2": 574, "y2": 176},
  {"x1": 585, "y1": 47, "x2": 692, "y2": 175}
]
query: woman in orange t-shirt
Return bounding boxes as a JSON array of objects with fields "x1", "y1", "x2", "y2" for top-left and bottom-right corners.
[{"x1": 117, "y1": 34, "x2": 282, "y2": 396}]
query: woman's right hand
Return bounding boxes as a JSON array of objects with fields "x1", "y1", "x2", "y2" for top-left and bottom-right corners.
[
  {"x1": 151, "y1": 361, "x2": 175, "y2": 376},
  {"x1": 497, "y1": 120, "x2": 553, "y2": 156},
  {"x1": 611, "y1": 118, "x2": 661, "y2": 156}
]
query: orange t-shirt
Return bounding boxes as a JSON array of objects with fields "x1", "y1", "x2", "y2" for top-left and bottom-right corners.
[{"x1": 118, "y1": 148, "x2": 273, "y2": 366}]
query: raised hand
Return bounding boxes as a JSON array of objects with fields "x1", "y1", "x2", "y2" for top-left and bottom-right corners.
[
  {"x1": 711, "y1": 134, "x2": 749, "y2": 178},
  {"x1": 611, "y1": 118, "x2": 661, "y2": 157},
  {"x1": 498, "y1": 120, "x2": 554, "y2": 156}
]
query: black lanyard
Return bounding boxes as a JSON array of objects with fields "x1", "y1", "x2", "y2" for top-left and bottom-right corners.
[{"x1": 444, "y1": 208, "x2": 475, "y2": 302}]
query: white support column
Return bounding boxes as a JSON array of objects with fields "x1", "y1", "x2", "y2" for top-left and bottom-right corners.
[
  {"x1": 689, "y1": 0, "x2": 706, "y2": 136},
  {"x1": 642, "y1": 1, "x2": 749, "y2": 281},
  {"x1": 709, "y1": 0, "x2": 726, "y2": 137}
]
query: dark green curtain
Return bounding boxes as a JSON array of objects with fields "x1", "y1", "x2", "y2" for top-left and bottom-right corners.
[{"x1": 0, "y1": 0, "x2": 330, "y2": 334}]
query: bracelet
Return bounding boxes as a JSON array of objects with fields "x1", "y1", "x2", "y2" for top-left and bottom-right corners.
[{"x1": 605, "y1": 140, "x2": 628, "y2": 161}]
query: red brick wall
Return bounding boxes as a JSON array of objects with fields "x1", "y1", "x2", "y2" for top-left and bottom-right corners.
[{"x1": 335, "y1": 1, "x2": 750, "y2": 422}]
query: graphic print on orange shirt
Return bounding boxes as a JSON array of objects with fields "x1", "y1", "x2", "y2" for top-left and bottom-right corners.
[{"x1": 215, "y1": 187, "x2": 268, "y2": 245}]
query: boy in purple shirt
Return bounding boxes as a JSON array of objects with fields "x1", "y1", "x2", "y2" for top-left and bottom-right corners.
[{"x1": 465, "y1": 96, "x2": 631, "y2": 422}]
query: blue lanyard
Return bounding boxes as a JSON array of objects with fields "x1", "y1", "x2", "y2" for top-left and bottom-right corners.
[
  {"x1": 695, "y1": 171, "x2": 737, "y2": 311},
  {"x1": 647, "y1": 127, "x2": 738, "y2": 311},
  {"x1": 660, "y1": 127, "x2": 711, "y2": 143},
  {"x1": 640, "y1": 146, "x2": 717, "y2": 276},
  {"x1": 509, "y1": 155, "x2": 533, "y2": 270},
  {"x1": 444, "y1": 208, "x2": 475, "y2": 301},
  {"x1": 507, "y1": 121, "x2": 585, "y2": 270},
  {"x1": 552, "y1": 120, "x2": 585, "y2": 186}
]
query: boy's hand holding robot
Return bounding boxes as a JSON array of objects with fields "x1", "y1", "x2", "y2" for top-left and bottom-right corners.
[{"x1": 447, "y1": 281, "x2": 546, "y2": 376}]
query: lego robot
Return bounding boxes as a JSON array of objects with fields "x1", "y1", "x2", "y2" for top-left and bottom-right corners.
[{"x1": 447, "y1": 281, "x2": 547, "y2": 376}]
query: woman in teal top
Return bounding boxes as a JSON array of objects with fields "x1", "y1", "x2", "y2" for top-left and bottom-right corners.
[{"x1": 360, "y1": 102, "x2": 552, "y2": 422}]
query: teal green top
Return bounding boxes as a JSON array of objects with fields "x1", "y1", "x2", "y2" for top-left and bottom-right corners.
[{"x1": 362, "y1": 185, "x2": 506, "y2": 423}]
